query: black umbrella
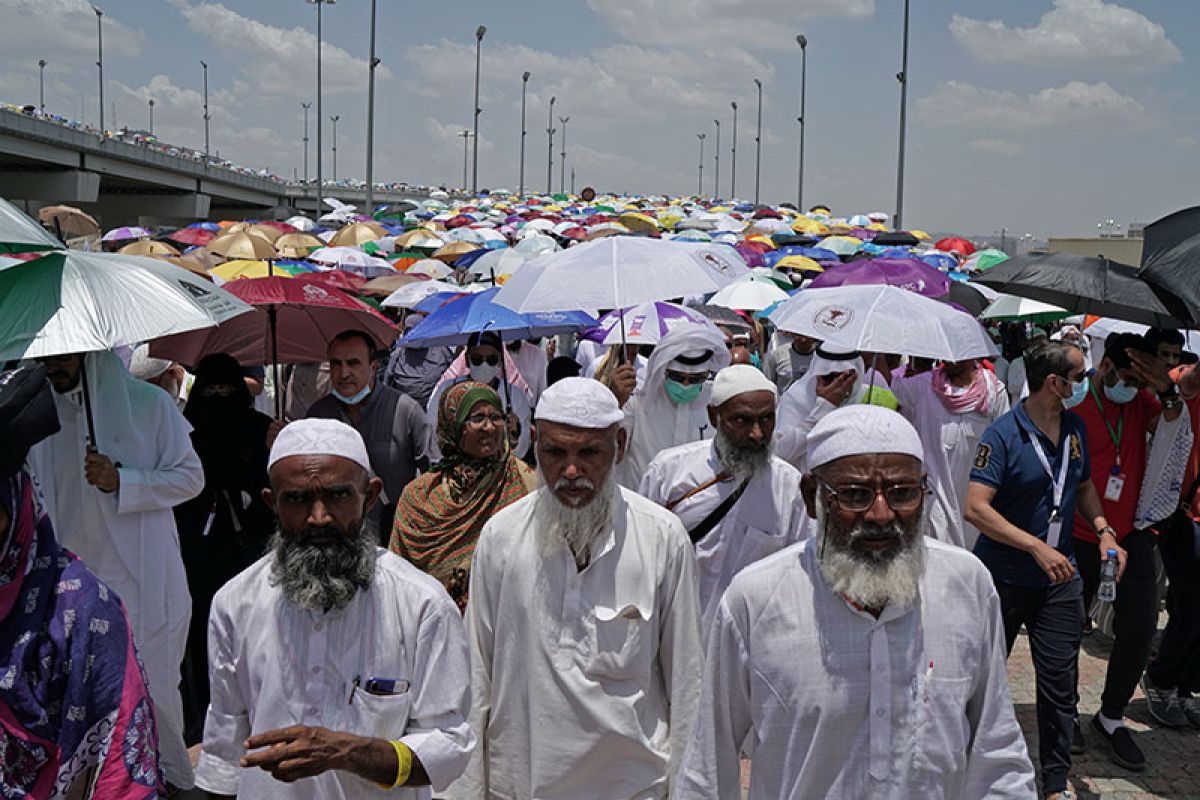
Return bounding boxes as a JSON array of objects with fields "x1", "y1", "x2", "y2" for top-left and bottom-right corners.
[
  {"x1": 871, "y1": 231, "x2": 920, "y2": 247},
  {"x1": 972, "y1": 252, "x2": 1194, "y2": 328},
  {"x1": 939, "y1": 281, "x2": 991, "y2": 317},
  {"x1": 771, "y1": 233, "x2": 819, "y2": 247},
  {"x1": 1139, "y1": 206, "x2": 1200, "y2": 321}
]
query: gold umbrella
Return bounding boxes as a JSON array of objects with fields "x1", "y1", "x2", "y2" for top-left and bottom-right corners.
[
  {"x1": 249, "y1": 223, "x2": 283, "y2": 243},
  {"x1": 330, "y1": 221, "x2": 389, "y2": 248},
  {"x1": 431, "y1": 241, "x2": 480, "y2": 264},
  {"x1": 395, "y1": 229, "x2": 445, "y2": 249},
  {"x1": 274, "y1": 232, "x2": 325, "y2": 259},
  {"x1": 154, "y1": 254, "x2": 215, "y2": 282},
  {"x1": 38, "y1": 205, "x2": 100, "y2": 238},
  {"x1": 361, "y1": 273, "x2": 427, "y2": 297},
  {"x1": 118, "y1": 239, "x2": 181, "y2": 256},
  {"x1": 205, "y1": 231, "x2": 277, "y2": 261}
]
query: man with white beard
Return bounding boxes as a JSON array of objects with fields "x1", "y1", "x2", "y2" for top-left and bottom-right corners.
[
  {"x1": 640, "y1": 364, "x2": 807, "y2": 635},
  {"x1": 676, "y1": 405, "x2": 1035, "y2": 799},
  {"x1": 448, "y1": 378, "x2": 703, "y2": 799},
  {"x1": 195, "y1": 418, "x2": 474, "y2": 799}
]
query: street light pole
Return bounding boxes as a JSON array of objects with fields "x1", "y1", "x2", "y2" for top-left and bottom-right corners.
[
  {"x1": 459, "y1": 130, "x2": 472, "y2": 190},
  {"x1": 330, "y1": 114, "x2": 339, "y2": 182},
  {"x1": 753, "y1": 78, "x2": 763, "y2": 205},
  {"x1": 518, "y1": 71, "x2": 530, "y2": 199},
  {"x1": 365, "y1": 0, "x2": 379, "y2": 213},
  {"x1": 546, "y1": 95, "x2": 556, "y2": 195},
  {"x1": 93, "y1": 5, "x2": 104, "y2": 135},
  {"x1": 38, "y1": 60, "x2": 47, "y2": 115},
  {"x1": 696, "y1": 133, "x2": 705, "y2": 196},
  {"x1": 713, "y1": 119, "x2": 720, "y2": 198},
  {"x1": 147, "y1": 98, "x2": 154, "y2": 134},
  {"x1": 200, "y1": 60, "x2": 210, "y2": 165},
  {"x1": 559, "y1": 116, "x2": 570, "y2": 194},
  {"x1": 730, "y1": 101, "x2": 738, "y2": 199},
  {"x1": 894, "y1": 0, "x2": 910, "y2": 229},
  {"x1": 796, "y1": 34, "x2": 807, "y2": 211},
  {"x1": 301, "y1": 101, "x2": 311, "y2": 185},
  {"x1": 308, "y1": 0, "x2": 335, "y2": 218},
  {"x1": 472, "y1": 25, "x2": 486, "y2": 194}
]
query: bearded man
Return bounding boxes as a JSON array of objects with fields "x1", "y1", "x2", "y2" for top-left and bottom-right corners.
[
  {"x1": 194, "y1": 418, "x2": 474, "y2": 799},
  {"x1": 676, "y1": 405, "x2": 1035, "y2": 799},
  {"x1": 641, "y1": 364, "x2": 807, "y2": 636},
  {"x1": 448, "y1": 378, "x2": 703, "y2": 799}
]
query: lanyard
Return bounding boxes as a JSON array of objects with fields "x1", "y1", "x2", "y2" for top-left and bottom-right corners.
[
  {"x1": 1021, "y1": 417, "x2": 1072, "y2": 521},
  {"x1": 1089, "y1": 383, "x2": 1124, "y2": 469}
]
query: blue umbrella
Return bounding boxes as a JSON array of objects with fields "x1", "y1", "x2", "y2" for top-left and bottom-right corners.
[
  {"x1": 402, "y1": 287, "x2": 595, "y2": 347},
  {"x1": 187, "y1": 221, "x2": 221, "y2": 231},
  {"x1": 454, "y1": 248, "x2": 491, "y2": 269},
  {"x1": 413, "y1": 290, "x2": 468, "y2": 315},
  {"x1": 920, "y1": 252, "x2": 958, "y2": 271}
]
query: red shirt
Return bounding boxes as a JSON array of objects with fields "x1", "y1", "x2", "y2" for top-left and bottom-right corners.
[{"x1": 1072, "y1": 381, "x2": 1161, "y2": 542}]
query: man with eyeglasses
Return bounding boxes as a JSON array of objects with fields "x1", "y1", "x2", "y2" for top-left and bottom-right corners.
[
  {"x1": 676, "y1": 404, "x2": 1034, "y2": 798},
  {"x1": 965, "y1": 340, "x2": 1122, "y2": 800}
]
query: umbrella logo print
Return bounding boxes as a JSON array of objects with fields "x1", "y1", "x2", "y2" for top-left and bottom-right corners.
[
  {"x1": 813, "y1": 305, "x2": 854, "y2": 331},
  {"x1": 701, "y1": 252, "x2": 733, "y2": 274},
  {"x1": 303, "y1": 284, "x2": 332, "y2": 302}
]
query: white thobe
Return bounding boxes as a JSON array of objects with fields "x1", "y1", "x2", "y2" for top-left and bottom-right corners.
[
  {"x1": 448, "y1": 487, "x2": 704, "y2": 800},
  {"x1": 28, "y1": 383, "x2": 203, "y2": 787},
  {"x1": 639, "y1": 440, "x2": 808, "y2": 635},
  {"x1": 619, "y1": 394, "x2": 713, "y2": 489},
  {"x1": 675, "y1": 539, "x2": 1036, "y2": 800},
  {"x1": 774, "y1": 392, "x2": 840, "y2": 471},
  {"x1": 894, "y1": 373, "x2": 1010, "y2": 549},
  {"x1": 195, "y1": 549, "x2": 475, "y2": 799}
]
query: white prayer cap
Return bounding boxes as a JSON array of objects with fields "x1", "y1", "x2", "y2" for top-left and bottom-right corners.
[
  {"x1": 268, "y1": 418, "x2": 372, "y2": 474},
  {"x1": 807, "y1": 405, "x2": 923, "y2": 471},
  {"x1": 535, "y1": 377, "x2": 624, "y2": 429},
  {"x1": 129, "y1": 344, "x2": 172, "y2": 381},
  {"x1": 709, "y1": 364, "x2": 777, "y2": 407}
]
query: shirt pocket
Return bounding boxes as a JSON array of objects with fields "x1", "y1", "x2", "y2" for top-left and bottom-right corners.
[
  {"x1": 587, "y1": 603, "x2": 654, "y2": 683},
  {"x1": 913, "y1": 674, "x2": 973, "y2": 779},
  {"x1": 346, "y1": 683, "x2": 413, "y2": 740}
]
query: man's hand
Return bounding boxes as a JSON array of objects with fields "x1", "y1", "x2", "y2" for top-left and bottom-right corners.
[
  {"x1": 1030, "y1": 539, "x2": 1075, "y2": 584},
  {"x1": 1125, "y1": 348, "x2": 1173, "y2": 395},
  {"x1": 241, "y1": 726, "x2": 360, "y2": 784},
  {"x1": 815, "y1": 371, "x2": 856, "y2": 406},
  {"x1": 84, "y1": 449, "x2": 120, "y2": 493},
  {"x1": 1098, "y1": 531, "x2": 1128, "y2": 581},
  {"x1": 610, "y1": 364, "x2": 637, "y2": 407}
]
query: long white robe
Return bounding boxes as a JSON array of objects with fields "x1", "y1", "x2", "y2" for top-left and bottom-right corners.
[
  {"x1": 894, "y1": 371, "x2": 1010, "y2": 549},
  {"x1": 639, "y1": 440, "x2": 808, "y2": 636},
  {"x1": 28, "y1": 352, "x2": 204, "y2": 788},
  {"x1": 675, "y1": 538, "x2": 1036, "y2": 799},
  {"x1": 448, "y1": 487, "x2": 704, "y2": 800}
]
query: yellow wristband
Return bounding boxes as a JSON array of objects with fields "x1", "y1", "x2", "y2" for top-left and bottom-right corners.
[{"x1": 382, "y1": 740, "x2": 411, "y2": 790}]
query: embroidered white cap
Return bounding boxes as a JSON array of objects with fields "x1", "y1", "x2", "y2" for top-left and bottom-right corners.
[
  {"x1": 709, "y1": 364, "x2": 777, "y2": 407},
  {"x1": 534, "y1": 377, "x2": 624, "y2": 429},
  {"x1": 268, "y1": 417, "x2": 372, "y2": 474},
  {"x1": 807, "y1": 404, "x2": 923, "y2": 471}
]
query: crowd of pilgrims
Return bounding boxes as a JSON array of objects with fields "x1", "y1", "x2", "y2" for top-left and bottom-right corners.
[{"x1": 1, "y1": 305, "x2": 1199, "y2": 800}]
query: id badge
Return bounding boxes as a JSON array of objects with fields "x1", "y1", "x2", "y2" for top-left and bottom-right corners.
[
  {"x1": 1104, "y1": 473, "x2": 1126, "y2": 503},
  {"x1": 1046, "y1": 515, "x2": 1063, "y2": 549}
]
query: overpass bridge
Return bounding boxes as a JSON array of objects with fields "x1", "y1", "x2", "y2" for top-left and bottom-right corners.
[{"x1": 0, "y1": 107, "x2": 436, "y2": 225}]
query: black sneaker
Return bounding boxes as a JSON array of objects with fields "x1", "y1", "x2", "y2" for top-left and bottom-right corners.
[
  {"x1": 1182, "y1": 695, "x2": 1200, "y2": 730},
  {"x1": 1071, "y1": 716, "x2": 1086, "y2": 755},
  {"x1": 1141, "y1": 674, "x2": 1190, "y2": 728},
  {"x1": 1091, "y1": 715, "x2": 1146, "y2": 771}
]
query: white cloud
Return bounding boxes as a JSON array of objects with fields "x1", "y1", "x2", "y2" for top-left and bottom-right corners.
[
  {"x1": 969, "y1": 139, "x2": 1024, "y2": 156},
  {"x1": 587, "y1": 0, "x2": 873, "y2": 49},
  {"x1": 169, "y1": 0, "x2": 392, "y2": 99},
  {"x1": 949, "y1": 0, "x2": 1181, "y2": 70},
  {"x1": 916, "y1": 80, "x2": 1144, "y2": 133},
  {"x1": 0, "y1": 0, "x2": 142, "y2": 61}
]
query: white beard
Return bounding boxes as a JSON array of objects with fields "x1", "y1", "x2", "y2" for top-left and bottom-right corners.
[
  {"x1": 712, "y1": 428, "x2": 772, "y2": 481},
  {"x1": 534, "y1": 466, "x2": 616, "y2": 565},
  {"x1": 814, "y1": 493, "x2": 926, "y2": 610}
]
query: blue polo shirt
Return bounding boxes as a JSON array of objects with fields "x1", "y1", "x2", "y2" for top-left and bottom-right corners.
[{"x1": 970, "y1": 400, "x2": 1091, "y2": 587}]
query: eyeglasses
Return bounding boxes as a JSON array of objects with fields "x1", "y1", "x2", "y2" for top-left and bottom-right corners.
[
  {"x1": 1055, "y1": 367, "x2": 1095, "y2": 384},
  {"x1": 465, "y1": 411, "x2": 505, "y2": 429},
  {"x1": 816, "y1": 477, "x2": 927, "y2": 513},
  {"x1": 469, "y1": 354, "x2": 500, "y2": 367},
  {"x1": 665, "y1": 370, "x2": 710, "y2": 386}
]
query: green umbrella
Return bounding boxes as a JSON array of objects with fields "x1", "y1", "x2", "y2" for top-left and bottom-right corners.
[
  {"x1": 0, "y1": 197, "x2": 61, "y2": 253},
  {"x1": 965, "y1": 248, "x2": 1009, "y2": 272}
]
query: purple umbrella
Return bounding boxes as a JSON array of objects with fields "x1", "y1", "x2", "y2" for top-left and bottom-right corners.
[
  {"x1": 733, "y1": 242, "x2": 767, "y2": 268},
  {"x1": 581, "y1": 301, "x2": 710, "y2": 345},
  {"x1": 808, "y1": 257, "x2": 950, "y2": 298}
]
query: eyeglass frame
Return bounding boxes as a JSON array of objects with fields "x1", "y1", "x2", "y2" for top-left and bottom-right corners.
[
  {"x1": 814, "y1": 476, "x2": 928, "y2": 513},
  {"x1": 664, "y1": 369, "x2": 711, "y2": 386}
]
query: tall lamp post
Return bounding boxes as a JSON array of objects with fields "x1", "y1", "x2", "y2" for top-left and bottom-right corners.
[
  {"x1": 308, "y1": 0, "x2": 335, "y2": 218},
  {"x1": 200, "y1": 60, "x2": 211, "y2": 165},
  {"x1": 546, "y1": 95, "x2": 556, "y2": 195},
  {"x1": 753, "y1": 78, "x2": 763, "y2": 205},
  {"x1": 696, "y1": 133, "x2": 705, "y2": 196},
  {"x1": 93, "y1": 5, "x2": 104, "y2": 135},
  {"x1": 301, "y1": 101, "x2": 312, "y2": 185},
  {"x1": 147, "y1": 98, "x2": 154, "y2": 134},
  {"x1": 894, "y1": 0, "x2": 910, "y2": 229},
  {"x1": 518, "y1": 71, "x2": 530, "y2": 198},
  {"x1": 713, "y1": 119, "x2": 720, "y2": 198},
  {"x1": 330, "y1": 114, "x2": 340, "y2": 182},
  {"x1": 38, "y1": 60, "x2": 47, "y2": 115},
  {"x1": 365, "y1": 0, "x2": 380, "y2": 213},
  {"x1": 458, "y1": 130, "x2": 472, "y2": 190},
  {"x1": 796, "y1": 34, "x2": 808, "y2": 211},
  {"x1": 472, "y1": 25, "x2": 486, "y2": 194},
  {"x1": 730, "y1": 101, "x2": 738, "y2": 199},
  {"x1": 558, "y1": 116, "x2": 570, "y2": 194}
]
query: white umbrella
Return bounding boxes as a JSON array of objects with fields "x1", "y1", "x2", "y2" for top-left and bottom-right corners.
[
  {"x1": 406, "y1": 258, "x2": 454, "y2": 280},
  {"x1": 769, "y1": 284, "x2": 997, "y2": 361},
  {"x1": 285, "y1": 215, "x2": 316, "y2": 232},
  {"x1": 495, "y1": 237, "x2": 750, "y2": 314},
  {"x1": 1082, "y1": 317, "x2": 1200, "y2": 352},
  {"x1": 979, "y1": 293, "x2": 1069, "y2": 321},
  {"x1": 583, "y1": 302, "x2": 713, "y2": 345},
  {"x1": 309, "y1": 246, "x2": 392, "y2": 270},
  {"x1": 513, "y1": 234, "x2": 560, "y2": 255},
  {"x1": 468, "y1": 248, "x2": 529, "y2": 278},
  {"x1": 708, "y1": 277, "x2": 790, "y2": 311},
  {"x1": 0, "y1": 197, "x2": 62, "y2": 252},
  {"x1": 446, "y1": 227, "x2": 484, "y2": 244},
  {"x1": 382, "y1": 279, "x2": 462, "y2": 309}
]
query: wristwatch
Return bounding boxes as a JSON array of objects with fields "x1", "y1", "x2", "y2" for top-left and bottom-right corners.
[{"x1": 1098, "y1": 525, "x2": 1117, "y2": 538}]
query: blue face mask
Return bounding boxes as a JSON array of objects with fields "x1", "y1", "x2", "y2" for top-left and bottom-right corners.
[
  {"x1": 332, "y1": 383, "x2": 371, "y2": 405},
  {"x1": 1061, "y1": 376, "x2": 1089, "y2": 409},
  {"x1": 665, "y1": 378, "x2": 704, "y2": 405},
  {"x1": 1104, "y1": 380, "x2": 1138, "y2": 405}
]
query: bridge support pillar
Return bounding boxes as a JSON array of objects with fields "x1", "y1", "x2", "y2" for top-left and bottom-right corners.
[{"x1": 0, "y1": 169, "x2": 101, "y2": 202}]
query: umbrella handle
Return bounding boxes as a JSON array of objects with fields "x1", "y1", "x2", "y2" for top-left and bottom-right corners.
[
  {"x1": 79, "y1": 356, "x2": 98, "y2": 448},
  {"x1": 617, "y1": 307, "x2": 627, "y2": 364},
  {"x1": 269, "y1": 305, "x2": 282, "y2": 420}
]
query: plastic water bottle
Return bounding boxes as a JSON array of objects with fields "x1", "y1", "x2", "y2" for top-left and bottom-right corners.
[{"x1": 1097, "y1": 549, "x2": 1118, "y2": 603}]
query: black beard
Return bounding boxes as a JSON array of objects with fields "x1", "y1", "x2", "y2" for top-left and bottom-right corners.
[{"x1": 269, "y1": 520, "x2": 377, "y2": 612}]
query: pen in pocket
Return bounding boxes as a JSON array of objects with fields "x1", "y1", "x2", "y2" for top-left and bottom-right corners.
[{"x1": 348, "y1": 675, "x2": 360, "y2": 705}]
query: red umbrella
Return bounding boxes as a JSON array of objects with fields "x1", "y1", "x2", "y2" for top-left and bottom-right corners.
[
  {"x1": 167, "y1": 228, "x2": 216, "y2": 246},
  {"x1": 934, "y1": 237, "x2": 976, "y2": 256},
  {"x1": 306, "y1": 269, "x2": 367, "y2": 293},
  {"x1": 256, "y1": 220, "x2": 299, "y2": 234},
  {"x1": 444, "y1": 214, "x2": 474, "y2": 229},
  {"x1": 149, "y1": 275, "x2": 396, "y2": 416}
]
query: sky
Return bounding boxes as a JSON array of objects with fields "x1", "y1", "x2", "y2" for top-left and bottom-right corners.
[{"x1": 0, "y1": 0, "x2": 1196, "y2": 237}]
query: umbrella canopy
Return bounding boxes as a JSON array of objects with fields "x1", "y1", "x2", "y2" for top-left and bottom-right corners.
[
  {"x1": 870, "y1": 231, "x2": 919, "y2": 247},
  {"x1": 402, "y1": 287, "x2": 596, "y2": 347},
  {"x1": 405, "y1": 258, "x2": 455, "y2": 280},
  {"x1": 978, "y1": 293, "x2": 1070, "y2": 323},
  {"x1": 809, "y1": 257, "x2": 950, "y2": 298},
  {"x1": 0, "y1": 251, "x2": 252, "y2": 361},
  {"x1": 382, "y1": 279, "x2": 463, "y2": 309},
  {"x1": 206, "y1": 231, "x2": 277, "y2": 260},
  {"x1": 708, "y1": 278, "x2": 791, "y2": 311},
  {"x1": 769, "y1": 284, "x2": 997, "y2": 362},
  {"x1": 149, "y1": 275, "x2": 396, "y2": 369},
  {"x1": 467, "y1": 248, "x2": 529, "y2": 278},
  {"x1": 118, "y1": 239, "x2": 180, "y2": 257},
  {"x1": 0, "y1": 198, "x2": 62, "y2": 253},
  {"x1": 494, "y1": 237, "x2": 750, "y2": 313},
  {"x1": 38, "y1": 205, "x2": 100, "y2": 238},
  {"x1": 1139, "y1": 206, "x2": 1200, "y2": 323},
  {"x1": 512, "y1": 234, "x2": 560, "y2": 256},
  {"x1": 817, "y1": 236, "x2": 863, "y2": 256},
  {"x1": 581, "y1": 302, "x2": 711, "y2": 345},
  {"x1": 309, "y1": 246, "x2": 395, "y2": 277},
  {"x1": 167, "y1": 227, "x2": 216, "y2": 247},
  {"x1": 773, "y1": 255, "x2": 823, "y2": 274},
  {"x1": 274, "y1": 232, "x2": 326, "y2": 258},
  {"x1": 329, "y1": 221, "x2": 389, "y2": 248},
  {"x1": 101, "y1": 226, "x2": 151, "y2": 242},
  {"x1": 306, "y1": 270, "x2": 368, "y2": 294},
  {"x1": 961, "y1": 248, "x2": 1008, "y2": 273},
  {"x1": 431, "y1": 241, "x2": 481, "y2": 264},
  {"x1": 210, "y1": 259, "x2": 310, "y2": 281},
  {"x1": 361, "y1": 273, "x2": 427, "y2": 297},
  {"x1": 972, "y1": 252, "x2": 1193, "y2": 328},
  {"x1": 940, "y1": 281, "x2": 993, "y2": 318},
  {"x1": 934, "y1": 237, "x2": 975, "y2": 256},
  {"x1": 395, "y1": 229, "x2": 445, "y2": 249}
]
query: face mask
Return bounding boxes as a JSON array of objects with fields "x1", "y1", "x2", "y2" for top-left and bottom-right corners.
[
  {"x1": 749, "y1": 352, "x2": 762, "y2": 369},
  {"x1": 1104, "y1": 380, "x2": 1138, "y2": 405},
  {"x1": 469, "y1": 363, "x2": 500, "y2": 385},
  {"x1": 1060, "y1": 376, "x2": 1088, "y2": 409},
  {"x1": 331, "y1": 383, "x2": 371, "y2": 405},
  {"x1": 665, "y1": 378, "x2": 704, "y2": 405}
]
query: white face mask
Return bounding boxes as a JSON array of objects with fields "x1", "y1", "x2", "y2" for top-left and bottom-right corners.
[{"x1": 469, "y1": 363, "x2": 500, "y2": 385}]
